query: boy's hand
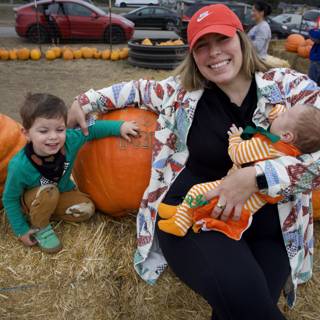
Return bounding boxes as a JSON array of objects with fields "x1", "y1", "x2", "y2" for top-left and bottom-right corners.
[
  {"x1": 19, "y1": 229, "x2": 38, "y2": 247},
  {"x1": 120, "y1": 121, "x2": 140, "y2": 142},
  {"x1": 228, "y1": 124, "x2": 243, "y2": 136}
]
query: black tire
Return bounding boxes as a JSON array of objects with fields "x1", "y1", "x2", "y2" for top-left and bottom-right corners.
[
  {"x1": 128, "y1": 57, "x2": 180, "y2": 70},
  {"x1": 129, "y1": 50, "x2": 186, "y2": 62},
  {"x1": 104, "y1": 25, "x2": 125, "y2": 44},
  {"x1": 27, "y1": 24, "x2": 48, "y2": 44},
  {"x1": 120, "y1": 2, "x2": 126, "y2": 7}
]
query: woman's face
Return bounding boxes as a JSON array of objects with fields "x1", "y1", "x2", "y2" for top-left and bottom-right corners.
[
  {"x1": 192, "y1": 33, "x2": 244, "y2": 86},
  {"x1": 251, "y1": 6, "x2": 264, "y2": 23}
]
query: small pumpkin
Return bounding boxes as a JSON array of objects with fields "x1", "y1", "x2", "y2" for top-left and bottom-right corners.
[
  {"x1": 52, "y1": 46, "x2": 62, "y2": 58},
  {"x1": 81, "y1": 47, "x2": 94, "y2": 59},
  {"x1": 285, "y1": 34, "x2": 305, "y2": 53},
  {"x1": 73, "y1": 49, "x2": 82, "y2": 59},
  {"x1": 93, "y1": 50, "x2": 101, "y2": 59},
  {"x1": 1, "y1": 49, "x2": 9, "y2": 60},
  {"x1": 9, "y1": 49, "x2": 18, "y2": 60},
  {"x1": 305, "y1": 39, "x2": 314, "y2": 46},
  {"x1": 45, "y1": 49, "x2": 56, "y2": 60},
  {"x1": 0, "y1": 114, "x2": 26, "y2": 208},
  {"x1": 119, "y1": 48, "x2": 129, "y2": 59},
  {"x1": 63, "y1": 49, "x2": 74, "y2": 60},
  {"x1": 142, "y1": 38, "x2": 153, "y2": 46},
  {"x1": 73, "y1": 108, "x2": 157, "y2": 216},
  {"x1": 110, "y1": 49, "x2": 120, "y2": 61},
  {"x1": 297, "y1": 44, "x2": 312, "y2": 59},
  {"x1": 17, "y1": 48, "x2": 30, "y2": 60},
  {"x1": 101, "y1": 49, "x2": 111, "y2": 60},
  {"x1": 30, "y1": 48, "x2": 41, "y2": 60}
]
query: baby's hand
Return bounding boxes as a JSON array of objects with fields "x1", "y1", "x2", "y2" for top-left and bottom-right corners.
[
  {"x1": 228, "y1": 124, "x2": 243, "y2": 136},
  {"x1": 120, "y1": 121, "x2": 140, "y2": 142},
  {"x1": 19, "y1": 229, "x2": 38, "y2": 247}
]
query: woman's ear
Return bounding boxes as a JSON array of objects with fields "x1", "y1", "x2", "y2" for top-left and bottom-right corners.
[
  {"x1": 21, "y1": 127, "x2": 30, "y2": 142},
  {"x1": 280, "y1": 131, "x2": 294, "y2": 143}
]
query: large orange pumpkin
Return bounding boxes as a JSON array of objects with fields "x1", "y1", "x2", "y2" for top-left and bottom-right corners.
[
  {"x1": 285, "y1": 34, "x2": 305, "y2": 52},
  {"x1": 73, "y1": 108, "x2": 157, "y2": 216},
  {"x1": 0, "y1": 114, "x2": 26, "y2": 208}
]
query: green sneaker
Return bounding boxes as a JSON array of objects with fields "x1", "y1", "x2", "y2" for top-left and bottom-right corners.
[{"x1": 33, "y1": 224, "x2": 62, "y2": 253}]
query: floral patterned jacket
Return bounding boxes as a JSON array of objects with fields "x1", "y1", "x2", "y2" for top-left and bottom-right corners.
[{"x1": 78, "y1": 68, "x2": 320, "y2": 307}]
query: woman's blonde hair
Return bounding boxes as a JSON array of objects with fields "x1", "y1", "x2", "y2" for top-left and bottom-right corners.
[{"x1": 174, "y1": 31, "x2": 272, "y2": 91}]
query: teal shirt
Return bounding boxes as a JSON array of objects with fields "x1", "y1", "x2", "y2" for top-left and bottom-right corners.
[{"x1": 2, "y1": 120, "x2": 123, "y2": 237}]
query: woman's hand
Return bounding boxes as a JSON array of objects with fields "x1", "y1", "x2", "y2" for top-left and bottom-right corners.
[
  {"x1": 120, "y1": 121, "x2": 140, "y2": 142},
  {"x1": 205, "y1": 167, "x2": 258, "y2": 221},
  {"x1": 67, "y1": 99, "x2": 89, "y2": 136},
  {"x1": 19, "y1": 229, "x2": 38, "y2": 247}
]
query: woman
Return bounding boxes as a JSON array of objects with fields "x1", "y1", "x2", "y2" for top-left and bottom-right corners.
[
  {"x1": 248, "y1": 1, "x2": 272, "y2": 59},
  {"x1": 68, "y1": 4, "x2": 320, "y2": 319}
]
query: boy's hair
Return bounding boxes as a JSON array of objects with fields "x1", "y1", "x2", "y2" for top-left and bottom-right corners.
[
  {"x1": 20, "y1": 93, "x2": 68, "y2": 129},
  {"x1": 294, "y1": 105, "x2": 320, "y2": 153}
]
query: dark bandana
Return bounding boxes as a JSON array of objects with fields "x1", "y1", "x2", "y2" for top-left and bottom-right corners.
[{"x1": 25, "y1": 142, "x2": 66, "y2": 182}]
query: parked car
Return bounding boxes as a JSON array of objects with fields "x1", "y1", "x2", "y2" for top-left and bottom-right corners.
[
  {"x1": 290, "y1": 9, "x2": 320, "y2": 38},
  {"x1": 179, "y1": 1, "x2": 253, "y2": 41},
  {"x1": 14, "y1": 0, "x2": 135, "y2": 43},
  {"x1": 266, "y1": 14, "x2": 302, "y2": 39},
  {"x1": 114, "y1": 0, "x2": 159, "y2": 8},
  {"x1": 123, "y1": 6, "x2": 179, "y2": 30}
]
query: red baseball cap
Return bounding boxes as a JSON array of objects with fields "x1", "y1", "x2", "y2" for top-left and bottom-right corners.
[{"x1": 187, "y1": 4, "x2": 244, "y2": 50}]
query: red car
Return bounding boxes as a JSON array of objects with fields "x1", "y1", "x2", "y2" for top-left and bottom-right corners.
[{"x1": 14, "y1": 0, "x2": 135, "y2": 43}]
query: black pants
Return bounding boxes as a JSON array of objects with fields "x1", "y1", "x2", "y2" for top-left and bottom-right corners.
[{"x1": 156, "y1": 204, "x2": 290, "y2": 320}]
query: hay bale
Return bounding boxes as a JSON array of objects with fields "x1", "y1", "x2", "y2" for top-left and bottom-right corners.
[
  {"x1": 0, "y1": 209, "x2": 319, "y2": 319},
  {"x1": 265, "y1": 55, "x2": 290, "y2": 68}
]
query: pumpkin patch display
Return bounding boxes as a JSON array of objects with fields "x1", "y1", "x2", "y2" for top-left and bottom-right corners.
[
  {"x1": 73, "y1": 108, "x2": 157, "y2": 216},
  {"x1": 0, "y1": 114, "x2": 26, "y2": 208},
  {"x1": 45, "y1": 49, "x2": 56, "y2": 60},
  {"x1": 285, "y1": 34, "x2": 306, "y2": 52},
  {"x1": 1, "y1": 49, "x2": 9, "y2": 60},
  {"x1": 63, "y1": 49, "x2": 74, "y2": 60}
]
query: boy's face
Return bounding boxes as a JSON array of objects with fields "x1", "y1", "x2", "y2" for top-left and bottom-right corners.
[
  {"x1": 23, "y1": 117, "x2": 66, "y2": 156},
  {"x1": 270, "y1": 104, "x2": 307, "y2": 138}
]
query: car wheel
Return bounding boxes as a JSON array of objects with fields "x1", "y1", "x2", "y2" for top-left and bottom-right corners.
[
  {"x1": 27, "y1": 25, "x2": 48, "y2": 43},
  {"x1": 165, "y1": 21, "x2": 176, "y2": 31},
  {"x1": 120, "y1": 2, "x2": 126, "y2": 7},
  {"x1": 104, "y1": 25, "x2": 125, "y2": 44}
]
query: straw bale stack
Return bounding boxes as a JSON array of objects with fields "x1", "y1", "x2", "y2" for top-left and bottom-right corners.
[{"x1": 0, "y1": 209, "x2": 319, "y2": 319}]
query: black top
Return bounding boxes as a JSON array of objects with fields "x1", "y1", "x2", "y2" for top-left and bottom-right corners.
[{"x1": 164, "y1": 80, "x2": 257, "y2": 205}]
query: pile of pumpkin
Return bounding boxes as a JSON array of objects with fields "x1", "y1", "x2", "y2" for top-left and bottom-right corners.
[
  {"x1": 0, "y1": 46, "x2": 129, "y2": 61},
  {"x1": 284, "y1": 34, "x2": 314, "y2": 59},
  {"x1": 141, "y1": 38, "x2": 185, "y2": 46}
]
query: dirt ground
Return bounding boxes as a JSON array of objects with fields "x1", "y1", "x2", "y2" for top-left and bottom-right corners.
[{"x1": 0, "y1": 38, "x2": 171, "y2": 120}]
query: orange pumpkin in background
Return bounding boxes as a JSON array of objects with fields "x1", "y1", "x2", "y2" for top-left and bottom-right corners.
[
  {"x1": 285, "y1": 34, "x2": 305, "y2": 52},
  {"x1": 297, "y1": 44, "x2": 312, "y2": 58},
  {"x1": 73, "y1": 108, "x2": 157, "y2": 217},
  {"x1": 0, "y1": 114, "x2": 26, "y2": 208},
  {"x1": 312, "y1": 190, "x2": 320, "y2": 221}
]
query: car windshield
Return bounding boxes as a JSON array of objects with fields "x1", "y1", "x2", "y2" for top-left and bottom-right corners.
[{"x1": 303, "y1": 10, "x2": 320, "y2": 21}]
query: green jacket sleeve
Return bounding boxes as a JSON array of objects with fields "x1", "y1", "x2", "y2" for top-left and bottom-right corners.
[
  {"x1": 85, "y1": 120, "x2": 124, "y2": 141},
  {"x1": 2, "y1": 160, "x2": 30, "y2": 237}
]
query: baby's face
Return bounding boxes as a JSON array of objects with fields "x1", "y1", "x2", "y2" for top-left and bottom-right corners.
[{"x1": 270, "y1": 104, "x2": 307, "y2": 136}]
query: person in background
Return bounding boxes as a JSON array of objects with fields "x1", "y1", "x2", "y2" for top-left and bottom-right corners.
[
  {"x1": 308, "y1": 17, "x2": 320, "y2": 85},
  {"x1": 248, "y1": 1, "x2": 272, "y2": 59}
]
